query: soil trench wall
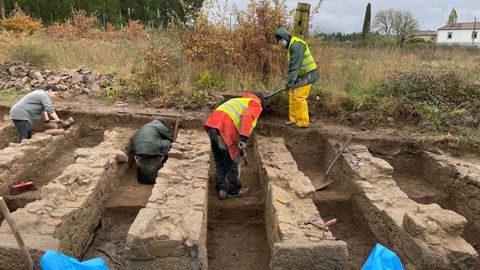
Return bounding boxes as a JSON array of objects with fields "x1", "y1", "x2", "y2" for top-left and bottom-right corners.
[
  {"x1": 0, "y1": 127, "x2": 136, "y2": 270},
  {"x1": 421, "y1": 152, "x2": 480, "y2": 231},
  {"x1": 254, "y1": 135, "x2": 348, "y2": 270},
  {"x1": 125, "y1": 129, "x2": 210, "y2": 270},
  {"x1": 0, "y1": 126, "x2": 81, "y2": 194},
  {"x1": 330, "y1": 142, "x2": 478, "y2": 269}
]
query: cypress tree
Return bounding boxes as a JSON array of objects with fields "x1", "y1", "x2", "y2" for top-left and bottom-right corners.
[{"x1": 362, "y1": 3, "x2": 371, "y2": 40}]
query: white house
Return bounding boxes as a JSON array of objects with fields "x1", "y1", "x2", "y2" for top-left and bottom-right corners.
[{"x1": 437, "y1": 22, "x2": 479, "y2": 46}]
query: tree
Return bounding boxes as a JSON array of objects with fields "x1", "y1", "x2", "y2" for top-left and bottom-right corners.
[
  {"x1": 2, "y1": 0, "x2": 206, "y2": 28},
  {"x1": 373, "y1": 9, "x2": 394, "y2": 36},
  {"x1": 392, "y1": 10, "x2": 418, "y2": 47},
  {"x1": 361, "y1": 2, "x2": 371, "y2": 40}
]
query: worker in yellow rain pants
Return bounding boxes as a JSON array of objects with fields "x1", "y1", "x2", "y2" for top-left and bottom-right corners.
[
  {"x1": 275, "y1": 27, "x2": 320, "y2": 128},
  {"x1": 288, "y1": 84, "x2": 312, "y2": 127}
]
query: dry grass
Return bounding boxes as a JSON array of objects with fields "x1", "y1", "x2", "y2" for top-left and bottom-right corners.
[
  {"x1": 311, "y1": 42, "x2": 480, "y2": 95},
  {"x1": 0, "y1": 31, "x2": 148, "y2": 75}
]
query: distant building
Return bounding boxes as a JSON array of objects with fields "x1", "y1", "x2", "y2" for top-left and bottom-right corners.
[
  {"x1": 414, "y1": 31, "x2": 437, "y2": 42},
  {"x1": 437, "y1": 22, "x2": 479, "y2": 46}
]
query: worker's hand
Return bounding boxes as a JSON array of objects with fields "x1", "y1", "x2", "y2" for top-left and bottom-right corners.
[
  {"x1": 238, "y1": 135, "x2": 248, "y2": 149},
  {"x1": 57, "y1": 119, "x2": 67, "y2": 129},
  {"x1": 284, "y1": 84, "x2": 292, "y2": 91},
  {"x1": 238, "y1": 141, "x2": 247, "y2": 151}
]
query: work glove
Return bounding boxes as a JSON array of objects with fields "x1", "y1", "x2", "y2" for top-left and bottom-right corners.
[
  {"x1": 238, "y1": 135, "x2": 248, "y2": 150},
  {"x1": 238, "y1": 135, "x2": 248, "y2": 158},
  {"x1": 57, "y1": 119, "x2": 67, "y2": 129}
]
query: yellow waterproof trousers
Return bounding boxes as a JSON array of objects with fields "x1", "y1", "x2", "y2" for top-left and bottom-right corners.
[{"x1": 288, "y1": 84, "x2": 311, "y2": 127}]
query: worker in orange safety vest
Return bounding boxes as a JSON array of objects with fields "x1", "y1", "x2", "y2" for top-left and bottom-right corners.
[{"x1": 205, "y1": 92, "x2": 265, "y2": 200}]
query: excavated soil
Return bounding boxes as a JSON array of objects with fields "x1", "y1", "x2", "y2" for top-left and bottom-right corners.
[
  {"x1": 83, "y1": 164, "x2": 152, "y2": 269},
  {"x1": 2, "y1": 104, "x2": 480, "y2": 269},
  {"x1": 4, "y1": 128, "x2": 104, "y2": 212},
  {"x1": 316, "y1": 200, "x2": 376, "y2": 269},
  {"x1": 372, "y1": 151, "x2": 450, "y2": 207},
  {"x1": 370, "y1": 149, "x2": 480, "y2": 268},
  {"x1": 82, "y1": 206, "x2": 141, "y2": 269},
  {"x1": 286, "y1": 130, "x2": 377, "y2": 268},
  {"x1": 207, "y1": 145, "x2": 270, "y2": 270}
]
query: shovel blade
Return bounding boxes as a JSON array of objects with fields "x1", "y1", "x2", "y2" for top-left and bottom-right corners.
[{"x1": 311, "y1": 174, "x2": 332, "y2": 191}]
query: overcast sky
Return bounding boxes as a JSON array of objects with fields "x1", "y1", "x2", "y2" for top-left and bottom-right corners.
[{"x1": 229, "y1": 0, "x2": 479, "y2": 33}]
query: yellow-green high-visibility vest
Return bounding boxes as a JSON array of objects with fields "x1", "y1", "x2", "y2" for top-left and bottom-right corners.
[
  {"x1": 216, "y1": 98, "x2": 259, "y2": 133},
  {"x1": 287, "y1": 36, "x2": 318, "y2": 76}
]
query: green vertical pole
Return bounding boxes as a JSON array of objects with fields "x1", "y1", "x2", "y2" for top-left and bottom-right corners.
[
  {"x1": 0, "y1": 0, "x2": 5, "y2": 20},
  {"x1": 293, "y1": 2, "x2": 311, "y2": 39}
]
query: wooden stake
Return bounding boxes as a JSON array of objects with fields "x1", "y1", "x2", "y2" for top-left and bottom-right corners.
[
  {"x1": 173, "y1": 116, "x2": 180, "y2": 142},
  {"x1": 293, "y1": 3, "x2": 311, "y2": 39},
  {"x1": 0, "y1": 197, "x2": 34, "y2": 269}
]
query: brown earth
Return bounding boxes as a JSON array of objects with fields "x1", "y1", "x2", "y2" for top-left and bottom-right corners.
[{"x1": 207, "y1": 146, "x2": 270, "y2": 270}]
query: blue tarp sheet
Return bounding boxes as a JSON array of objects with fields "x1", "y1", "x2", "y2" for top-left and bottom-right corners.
[
  {"x1": 362, "y1": 243, "x2": 404, "y2": 270},
  {"x1": 40, "y1": 250, "x2": 109, "y2": 270}
]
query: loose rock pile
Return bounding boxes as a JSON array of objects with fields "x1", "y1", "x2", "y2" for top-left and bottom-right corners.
[{"x1": 0, "y1": 61, "x2": 113, "y2": 98}]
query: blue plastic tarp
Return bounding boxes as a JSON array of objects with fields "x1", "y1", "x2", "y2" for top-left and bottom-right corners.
[
  {"x1": 40, "y1": 250, "x2": 109, "y2": 270},
  {"x1": 362, "y1": 243, "x2": 404, "y2": 270}
]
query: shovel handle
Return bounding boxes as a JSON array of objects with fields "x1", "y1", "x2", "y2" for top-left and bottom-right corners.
[
  {"x1": 265, "y1": 88, "x2": 285, "y2": 99},
  {"x1": 0, "y1": 197, "x2": 34, "y2": 269},
  {"x1": 173, "y1": 116, "x2": 180, "y2": 142},
  {"x1": 325, "y1": 134, "x2": 353, "y2": 177}
]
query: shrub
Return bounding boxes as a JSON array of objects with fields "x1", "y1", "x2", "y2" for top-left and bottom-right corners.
[
  {"x1": 0, "y1": 7, "x2": 42, "y2": 33},
  {"x1": 184, "y1": 0, "x2": 287, "y2": 84},
  {"x1": 48, "y1": 10, "x2": 98, "y2": 39},
  {"x1": 365, "y1": 68, "x2": 480, "y2": 129},
  {"x1": 120, "y1": 20, "x2": 150, "y2": 40},
  {"x1": 193, "y1": 70, "x2": 224, "y2": 101},
  {"x1": 48, "y1": 10, "x2": 149, "y2": 41}
]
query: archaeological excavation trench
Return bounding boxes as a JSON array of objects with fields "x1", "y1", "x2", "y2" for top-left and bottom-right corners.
[{"x1": 0, "y1": 108, "x2": 480, "y2": 269}]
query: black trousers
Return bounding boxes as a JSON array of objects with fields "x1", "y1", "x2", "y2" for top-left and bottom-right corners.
[
  {"x1": 208, "y1": 128, "x2": 241, "y2": 195},
  {"x1": 12, "y1": 120, "x2": 32, "y2": 143}
]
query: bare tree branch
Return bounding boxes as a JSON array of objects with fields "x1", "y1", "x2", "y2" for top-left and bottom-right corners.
[
  {"x1": 392, "y1": 10, "x2": 418, "y2": 47},
  {"x1": 373, "y1": 9, "x2": 394, "y2": 36}
]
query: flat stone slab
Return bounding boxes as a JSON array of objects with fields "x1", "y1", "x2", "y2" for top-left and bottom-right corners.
[
  {"x1": 125, "y1": 129, "x2": 210, "y2": 269},
  {"x1": 255, "y1": 135, "x2": 348, "y2": 270},
  {"x1": 0, "y1": 127, "x2": 136, "y2": 269},
  {"x1": 331, "y1": 142, "x2": 477, "y2": 269}
]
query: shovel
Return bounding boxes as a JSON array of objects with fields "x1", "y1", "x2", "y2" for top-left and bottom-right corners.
[
  {"x1": 265, "y1": 88, "x2": 285, "y2": 100},
  {"x1": 0, "y1": 196, "x2": 36, "y2": 270},
  {"x1": 311, "y1": 134, "x2": 353, "y2": 190}
]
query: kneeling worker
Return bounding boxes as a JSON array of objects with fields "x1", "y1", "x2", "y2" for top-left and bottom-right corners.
[
  {"x1": 133, "y1": 119, "x2": 173, "y2": 184},
  {"x1": 10, "y1": 85, "x2": 67, "y2": 143},
  {"x1": 205, "y1": 92, "x2": 265, "y2": 200}
]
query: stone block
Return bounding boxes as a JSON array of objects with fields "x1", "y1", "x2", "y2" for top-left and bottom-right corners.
[
  {"x1": 270, "y1": 241, "x2": 348, "y2": 270},
  {"x1": 335, "y1": 142, "x2": 478, "y2": 269},
  {"x1": 0, "y1": 127, "x2": 136, "y2": 266},
  {"x1": 126, "y1": 130, "x2": 209, "y2": 269}
]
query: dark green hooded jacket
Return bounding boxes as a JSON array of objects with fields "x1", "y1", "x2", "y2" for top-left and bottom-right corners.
[
  {"x1": 275, "y1": 28, "x2": 320, "y2": 88},
  {"x1": 133, "y1": 120, "x2": 173, "y2": 156}
]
